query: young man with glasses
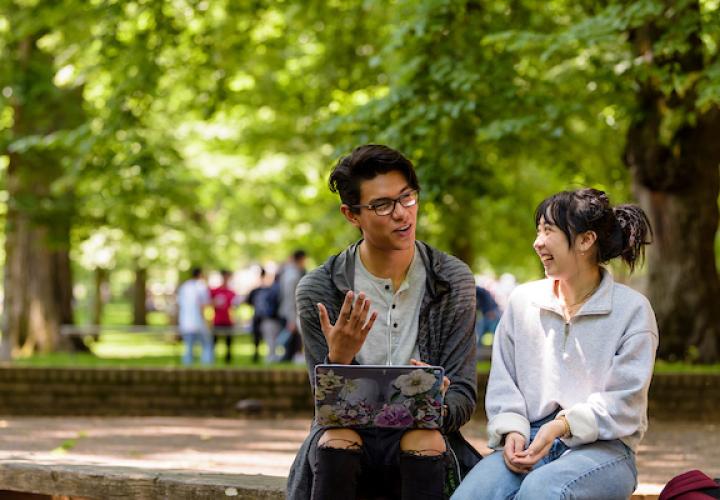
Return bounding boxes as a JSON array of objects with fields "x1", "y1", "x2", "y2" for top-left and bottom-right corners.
[{"x1": 287, "y1": 144, "x2": 480, "y2": 500}]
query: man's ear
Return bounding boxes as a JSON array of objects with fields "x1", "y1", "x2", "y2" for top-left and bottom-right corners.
[{"x1": 340, "y1": 204, "x2": 361, "y2": 229}]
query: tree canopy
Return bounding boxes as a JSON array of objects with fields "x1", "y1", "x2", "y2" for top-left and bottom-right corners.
[{"x1": 1, "y1": 0, "x2": 719, "y2": 360}]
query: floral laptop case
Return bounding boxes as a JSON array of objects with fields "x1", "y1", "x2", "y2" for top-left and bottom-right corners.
[{"x1": 313, "y1": 364, "x2": 445, "y2": 429}]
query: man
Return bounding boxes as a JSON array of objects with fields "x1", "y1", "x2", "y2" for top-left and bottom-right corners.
[
  {"x1": 278, "y1": 249, "x2": 307, "y2": 363},
  {"x1": 210, "y1": 269, "x2": 237, "y2": 364},
  {"x1": 176, "y1": 267, "x2": 213, "y2": 365},
  {"x1": 287, "y1": 145, "x2": 480, "y2": 500}
]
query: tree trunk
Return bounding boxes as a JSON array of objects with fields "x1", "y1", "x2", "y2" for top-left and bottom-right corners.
[
  {"x1": 625, "y1": 2, "x2": 720, "y2": 362},
  {"x1": 1, "y1": 34, "x2": 83, "y2": 358},
  {"x1": 133, "y1": 267, "x2": 148, "y2": 325},
  {"x1": 92, "y1": 268, "x2": 108, "y2": 327},
  {"x1": 1, "y1": 193, "x2": 61, "y2": 357},
  {"x1": 53, "y1": 247, "x2": 89, "y2": 352}
]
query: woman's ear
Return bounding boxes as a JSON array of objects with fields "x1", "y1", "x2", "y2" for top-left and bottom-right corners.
[{"x1": 578, "y1": 230, "x2": 598, "y2": 253}]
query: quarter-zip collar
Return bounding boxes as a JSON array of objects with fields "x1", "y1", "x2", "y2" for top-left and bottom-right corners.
[{"x1": 531, "y1": 267, "x2": 614, "y2": 318}]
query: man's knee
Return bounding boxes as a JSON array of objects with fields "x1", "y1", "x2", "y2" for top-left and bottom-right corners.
[
  {"x1": 400, "y1": 429, "x2": 446, "y2": 456},
  {"x1": 318, "y1": 428, "x2": 363, "y2": 449}
]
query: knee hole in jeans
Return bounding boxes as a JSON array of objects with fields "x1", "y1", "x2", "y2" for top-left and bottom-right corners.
[
  {"x1": 400, "y1": 429, "x2": 446, "y2": 456},
  {"x1": 318, "y1": 438, "x2": 362, "y2": 451}
]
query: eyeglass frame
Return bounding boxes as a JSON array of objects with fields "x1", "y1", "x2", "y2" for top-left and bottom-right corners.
[{"x1": 349, "y1": 189, "x2": 420, "y2": 216}]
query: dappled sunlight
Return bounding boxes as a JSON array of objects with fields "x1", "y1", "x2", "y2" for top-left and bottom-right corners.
[
  {"x1": 0, "y1": 416, "x2": 306, "y2": 476},
  {"x1": 0, "y1": 416, "x2": 718, "y2": 490}
]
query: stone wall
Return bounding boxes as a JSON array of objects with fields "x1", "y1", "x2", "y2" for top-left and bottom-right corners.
[{"x1": 0, "y1": 366, "x2": 716, "y2": 421}]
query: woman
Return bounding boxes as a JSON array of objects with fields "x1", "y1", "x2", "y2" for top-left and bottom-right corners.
[{"x1": 453, "y1": 188, "x2": 657, "y2": 500}]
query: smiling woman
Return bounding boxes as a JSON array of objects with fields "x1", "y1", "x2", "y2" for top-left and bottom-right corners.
[{"x1": 453, "y1": 188, "x2": 658, "y2": 500}]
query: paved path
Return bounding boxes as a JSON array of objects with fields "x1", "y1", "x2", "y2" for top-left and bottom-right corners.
[{"x1": 0, "y1": 416, "x2": 717, "y2": 497}]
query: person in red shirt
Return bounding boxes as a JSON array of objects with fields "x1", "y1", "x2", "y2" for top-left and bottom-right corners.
[{"x1": 210, "y1": 269, "x2": 237, "y2": 364}]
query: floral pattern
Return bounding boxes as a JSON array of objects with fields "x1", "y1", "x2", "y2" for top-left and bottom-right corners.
[
  {"x1": 393, "y1": 369, "x2": 438, "y2": 396},
  {"x1": 314, "y1": 366, "x2": 443, "y2": 429}
]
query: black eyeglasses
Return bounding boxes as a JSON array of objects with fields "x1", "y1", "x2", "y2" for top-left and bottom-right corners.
[{"x1": 351, "y1": 190, "x2": 419, "y2": 216}]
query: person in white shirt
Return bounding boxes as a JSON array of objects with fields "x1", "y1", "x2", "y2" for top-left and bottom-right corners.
[
  {"x1": 176, "y1": 267, "x2": 213, "y2": 365},
  {"x1": 453, "y1": 188, "x2": 658, "y2": 500}
]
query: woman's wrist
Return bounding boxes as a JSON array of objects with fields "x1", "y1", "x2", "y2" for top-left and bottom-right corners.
[{"x1": 554, "y1": 415, "x2": 572, "y2": 438}]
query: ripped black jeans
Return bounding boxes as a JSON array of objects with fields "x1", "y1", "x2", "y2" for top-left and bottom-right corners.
[{"x1": 309, "y1": 428, "x2": 448, "y2": 500}]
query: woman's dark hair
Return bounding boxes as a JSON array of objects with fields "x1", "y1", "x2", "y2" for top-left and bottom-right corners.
[
  {"x1": 329, "y1": 144, "x2": 420, "y2": 211},
  {"x1": 534, "y1": 188, "x2": 653, "y2": 272}
]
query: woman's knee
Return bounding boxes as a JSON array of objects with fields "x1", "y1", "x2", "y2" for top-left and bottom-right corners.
[
  {"x1": 317, "y1": 428, "x2": 363, "y2": 449},
  {"x1": 400, "y1": 429, "x2": 446, "y2": 455}
]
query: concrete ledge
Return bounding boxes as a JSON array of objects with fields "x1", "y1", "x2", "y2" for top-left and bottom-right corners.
[
  {"x1": 0, "y1": 461, "x2": 285, "y2": 500},
  {"x1": 0, "y1": 460, "x2": 660, "y2": 500}
]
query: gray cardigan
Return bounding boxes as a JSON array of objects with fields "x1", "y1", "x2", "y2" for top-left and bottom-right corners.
[{"x1": 286, "y1": 241, "x2": 481, "y2": 499}]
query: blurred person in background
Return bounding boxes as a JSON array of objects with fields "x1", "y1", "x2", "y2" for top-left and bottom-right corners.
[
  {"x1": 176, "y1": 267, "x2": 213, "y2": 365},
  {"x1": 247, "y1": 267, "x2": 284, "y2": 363},
  {"x1": 475, "y1": 285, "x2": 501, "y2": 361},
  {"x1": 210, "y1": 269, "x2": 238, "y2": 364},
  {"x1": 278, "y1": 249, "x2": 307, "y2": 363}
]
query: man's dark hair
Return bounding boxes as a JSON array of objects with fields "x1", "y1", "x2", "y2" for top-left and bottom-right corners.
[
  {"x1": 292, "y1": 249, "x2": 307, "y2": 261},
  {"x1": 190, "y1": 267, "x2": 202, "y2": 278},
  {"x1": 220, "y1": 269, "x2": 232, "y2": 278},
  {"x1": 329, "y1": 144, "x2": 420, "y2": 211}
]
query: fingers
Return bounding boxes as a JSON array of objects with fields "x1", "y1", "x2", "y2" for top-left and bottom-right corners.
[
  {"x1": 514, "y1": 442, "x2": 550, "y2": 465},
  {"x1": 410, "y1": 359, "x2": 450, "y2": 393},
  {"x1": 337, "y1": 291, "x2": 355, "y2": 324},
  {"x1": 349, "y1": 293, "x2": 370, "y2": 328},
  {"x1": 503, "y1": 455, "x2": 530, "y2": 474},
  {"x1": 361, "y1": 310, "x2": 378, "y2": 335},
  {"x1": 317, "y1": 303, "x2": 331, "y2": 332}
]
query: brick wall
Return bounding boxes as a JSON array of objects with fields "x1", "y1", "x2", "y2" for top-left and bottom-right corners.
[{"x1": 0, "y1": 366, "x2": 716, "y2": 420}]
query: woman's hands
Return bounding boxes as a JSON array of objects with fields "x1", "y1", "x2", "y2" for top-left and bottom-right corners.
[
  {"x1": 508, "y1": 419, "x2": 567, "y2": 470},
  {"x1": 317, "y1": 291, "x2": 377, "y2": 365},
  {"x1": 502, "y1": 432, "x2": 530, "y2": 473}
]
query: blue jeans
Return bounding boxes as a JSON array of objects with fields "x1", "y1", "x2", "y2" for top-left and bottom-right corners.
[
  {"x1": 452, "y1": 415, "x2": 637, "y2": 500},
  {"x1": 181, "y1": 329, "x2": 215, "y2": 365}
]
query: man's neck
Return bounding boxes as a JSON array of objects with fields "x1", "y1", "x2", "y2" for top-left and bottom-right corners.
[{"x1": 359, "y1": 241, "x2": 415, "y2": 290}]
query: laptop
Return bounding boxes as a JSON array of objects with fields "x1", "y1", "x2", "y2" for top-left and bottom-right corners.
[{"x1": 314, "y1": 364, "x2": 445, "y2": 430}]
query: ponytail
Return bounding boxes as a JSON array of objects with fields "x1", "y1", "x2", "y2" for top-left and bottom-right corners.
[{"x1": 606, "y1": 205, "x2": 653, "y2": 272}]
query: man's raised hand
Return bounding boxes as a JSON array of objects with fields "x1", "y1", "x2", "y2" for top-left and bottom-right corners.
[{"x1": 317, "y1": 291, "x2": 377, "y2": 364}]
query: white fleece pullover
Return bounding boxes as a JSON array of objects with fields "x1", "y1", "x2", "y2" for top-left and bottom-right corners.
[{"x1": 485, "y1": 268, "x2": 658, "y2": 451}]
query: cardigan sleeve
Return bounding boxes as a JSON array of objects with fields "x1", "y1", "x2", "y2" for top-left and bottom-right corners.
[{"x1": 437, "y1": 264, "x2": 478, "y2": 434}]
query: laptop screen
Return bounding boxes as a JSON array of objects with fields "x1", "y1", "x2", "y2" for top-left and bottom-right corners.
[{"x1": 314, "y1": 364, "x2": 444, "y2": 429}]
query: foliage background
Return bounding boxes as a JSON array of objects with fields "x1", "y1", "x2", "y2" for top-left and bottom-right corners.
[{"x1": 1, "y1": 0, "x2": 719, "y2": 360}]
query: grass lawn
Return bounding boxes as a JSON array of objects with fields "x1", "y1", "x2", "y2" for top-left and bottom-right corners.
[{"x1": 13, "y1": 331, "x2": 306, "y2": 370}]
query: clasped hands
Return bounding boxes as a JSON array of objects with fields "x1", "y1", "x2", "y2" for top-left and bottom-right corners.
[{"x1": 502, "y1": 419, "x2": 567, "y2": 474}]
